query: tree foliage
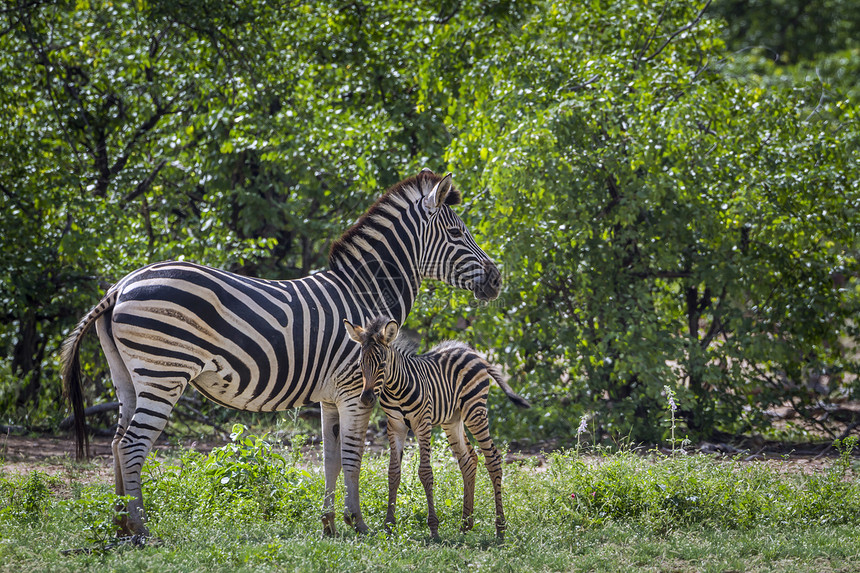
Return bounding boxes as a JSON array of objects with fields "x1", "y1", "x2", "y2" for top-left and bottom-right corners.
[
  {"x1": 428, "y1": 1, "x2": 859, "y2": 441},
  {"x1": 1, "y1": 0, "x2": 857, "y2": 443}
]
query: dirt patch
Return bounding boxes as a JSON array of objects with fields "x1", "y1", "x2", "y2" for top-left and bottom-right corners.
[
  {"x1": 0, "y1": 432, "x2": 233, "y2": 462},
  {"x1": 1, "y1": 433, "x2": 113, "y2": 463},
  {"x1": 0, "y1": 433, "x2": 226, "y2": 482}
]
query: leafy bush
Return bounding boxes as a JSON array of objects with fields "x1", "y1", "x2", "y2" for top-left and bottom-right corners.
[
  {"x1": 142, "y1": 424, "x2": 321, "y2": 532},
  {"x1": 0, "y1": 470, "x2": 59, "y2": 522}
]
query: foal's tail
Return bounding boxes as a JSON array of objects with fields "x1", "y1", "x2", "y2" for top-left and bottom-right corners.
[
  {"x1": 486, "y1": 363, "x2": 531, "y2": 409},
  {"x1": 60, "y1": 288, "x2": 118, "y2": 460}
]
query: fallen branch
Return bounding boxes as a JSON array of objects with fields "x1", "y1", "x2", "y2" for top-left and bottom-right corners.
[
  {"x1": 58, "y1": 402, "x2": 120, "y2": 430},
  {"x1": 1, "y1": 424, "x2": 27, "y2": 435},
  {"x1": 174, "y1": 397, "x2": 230, "y2": 438}
]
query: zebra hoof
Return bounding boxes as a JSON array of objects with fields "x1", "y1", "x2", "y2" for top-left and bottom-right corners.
[
  {"x1": 495, "y1": 522, "x2": 506, "y2": 542},
  {"x1": 343, "y1": 513, "x2": 369, "y2": 534},
  {"x1": 322, "y1": 512, "x2": 337, "y2": 536}
]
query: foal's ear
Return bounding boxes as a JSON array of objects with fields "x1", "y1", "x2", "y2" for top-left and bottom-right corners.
[
  {"x1": 382, "y1": 320, "x2": 400, "y2": 345},
  {"x1": 422, "y1": 172, "x2": 454, "y2": 212},
  {"x1": 343, "y1": 319, "x2": 364, "y2": 342}
]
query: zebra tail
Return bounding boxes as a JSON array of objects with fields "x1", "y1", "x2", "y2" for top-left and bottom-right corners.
[
  {"x1": 486, "y1": 362, "x2": 531, "y2": 409},
  {"x1": 60, "y1": 289, "x2": 118, "y2": 460}
]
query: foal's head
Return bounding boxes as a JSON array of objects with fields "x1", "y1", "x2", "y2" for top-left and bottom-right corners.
[{"x1": 344, "y1": 316, "x2": 400, "y2": 405}]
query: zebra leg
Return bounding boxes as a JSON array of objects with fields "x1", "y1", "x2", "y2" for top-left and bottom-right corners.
[
  {"x1": 443, "y1": 418, "x2": 479, "y2": 533},
  {"x1": 385, "y1": 416, "x2": 409, "y2": 533},
  {"x1": 416, "y1": 416, "x2": 439, "y2": 539},
  {"x1": 95, "y1": 318, "x2": 136, "y2": 536},
  {"x1": 320, "y1": 401, "x2": 341, "y2": 536},
  {"x1": 465, "y1": 408, "x2": 506, "y2": 540},
  {"x1": 118, "y1": 377, "x2": 186, "y2": 536},
  {"x1": 338, "y1": 395, "x2": 372, "y2": 534}
]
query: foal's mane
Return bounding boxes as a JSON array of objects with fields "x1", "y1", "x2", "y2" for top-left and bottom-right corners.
[{"x1": 362, "y1": 315, "x2": 422, "y2": 357}]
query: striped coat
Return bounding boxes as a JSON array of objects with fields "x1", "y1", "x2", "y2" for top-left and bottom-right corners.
[{"x1": 61, "y1": 170, "x2": 501, "y2": 537}]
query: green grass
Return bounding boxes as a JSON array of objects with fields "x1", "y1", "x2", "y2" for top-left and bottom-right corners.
[{"x1": 1, "y1": 430, "x2": 859, "y2": 572}]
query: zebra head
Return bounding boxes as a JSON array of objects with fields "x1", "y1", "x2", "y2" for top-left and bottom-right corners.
[
  {"x1": 343, "y1": 316, "x2": 399, "y2": 405},
  {"x1": 418, "y1": 171, "x2": 502, "y2": 301}
]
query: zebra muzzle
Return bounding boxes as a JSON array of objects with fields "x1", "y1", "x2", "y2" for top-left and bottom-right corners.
[
  {"x1": 360, "y1": 389, "x2": 376, "y2": 405},
  {"x1": 474, "y1": 261, "x2": 502, "y2": 301}
]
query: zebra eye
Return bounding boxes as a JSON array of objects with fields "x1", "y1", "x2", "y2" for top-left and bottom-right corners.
[{"x1": 449, "y1": 227, "x2": 463, "y2": 238}]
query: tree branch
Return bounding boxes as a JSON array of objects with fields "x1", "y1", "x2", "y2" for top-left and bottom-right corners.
[
  {"x1": 174, "y1": 397, "x2": 230, "y2": 438},
  {"x1": 433, "y1": 1, "x2": 462, "y2": 25},
  {"x1": 109, "y1": 103, "x2": 173, "y2": 178},
  {"x1": 635, "y1": 0, "x2": 671, "y2": 69},
  {"x1": 58, "y1": 402, "x2": 120, "y2": 430},
  {"x1": 630, "y1": 271, "x2": 693, "y2": 279},
  {"x1": 563, "y1": 74, "x2": 601, "y2": 92},
  {"x1": 641, "y1": 0, "x2": 713, "y2": 64},
  {"x1": 123, "y1": 158, "x2": 169, "y2": 203}
]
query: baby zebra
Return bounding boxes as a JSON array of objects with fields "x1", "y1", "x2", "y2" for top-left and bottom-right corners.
[{"x1": 344, "y1": 316, "x2": 530, "y2": 540}]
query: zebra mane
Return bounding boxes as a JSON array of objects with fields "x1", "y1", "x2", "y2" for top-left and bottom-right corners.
[
  {"x1": 391, "y1": 329, "x2": 421, "y2": 356},
  {"x1": 328, "y1": 170, "x2": 462, "y2": 268},
  {"x1": 428, "y1": 340, "x2": 475, "y2": 354},
  {"x1": 360, "y1": 315, "x2": 421, "y2": 356},
  {"x1": 426, "y1": 340, "x2": 510, "y2": 387},
  {"x1": 361, "y1": 315, "x2": 395, "y2": 340}
]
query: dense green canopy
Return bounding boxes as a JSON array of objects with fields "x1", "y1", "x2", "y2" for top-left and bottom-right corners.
[{"x1": 1, "y1": 0, "x2": 857, "y2": 444}]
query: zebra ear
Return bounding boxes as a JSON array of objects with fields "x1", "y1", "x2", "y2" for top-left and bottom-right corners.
[
  {"x1": 343, "y1": 319, "x2": 364, "y2": 343},
  {"x1": 382, "y1": 320, "x2": 399, "y2": 345},
  {"x1": 422, "y1": 172, "x2": 453, "y2": 213}
]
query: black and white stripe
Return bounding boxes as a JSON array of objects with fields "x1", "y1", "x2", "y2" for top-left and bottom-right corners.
[
  {"x1": 61, "y1": 170, "x2": 501, "y2": 537},
  {"x1": 344, "y1": 315, "x2": 529, "y2": 540}
]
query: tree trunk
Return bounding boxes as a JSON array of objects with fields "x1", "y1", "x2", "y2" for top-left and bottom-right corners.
[
  {"x1": 684, "y1": 284, "x2": 714, "y2": 437},
  {"x1": 13, "y1": 311, "x2": 44, "y2": 409}
]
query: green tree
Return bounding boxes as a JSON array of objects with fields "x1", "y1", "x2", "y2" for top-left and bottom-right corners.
[
  {"x1": 1, "y1": 0, "x2": 857, "y2": 444},
  {"x1": 712, "y1": 0, "x2": 860, "y2": 63},
  {"x1": 0, "y1": 0, "x2": 511, "y2": 425},
  {"x1": 420, "y1": 1, "x2": 859, "y2": 441},
  {"x1": 0, "y1": 1, "x2": 273, "y2": 420}
]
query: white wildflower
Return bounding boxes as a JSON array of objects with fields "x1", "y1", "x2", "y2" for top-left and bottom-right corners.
[{"x1": 577, "y1": 414, "x2": 589, "y2": 436}]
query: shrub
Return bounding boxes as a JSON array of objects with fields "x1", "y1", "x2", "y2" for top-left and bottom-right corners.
[
  {"x1": 142, "y1": 424, "x2": 322, "y2": 533},
  {"x1": 511, "y1": 444, "x2": 860, "y2": 533}
]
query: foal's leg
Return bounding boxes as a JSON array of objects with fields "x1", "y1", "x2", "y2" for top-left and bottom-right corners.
[
  {"x1": 385, "y1": 416, "x2": 409, "y2": 533},
  {"x1": 464, "y1": 406, "x2": 506, "y2": 540},
  {"x1": 442, "y1": 417, "x2": 479, "y2": 533},
  {"x1": 415, "y1": 413, "x2": 439, "y2": 539}
]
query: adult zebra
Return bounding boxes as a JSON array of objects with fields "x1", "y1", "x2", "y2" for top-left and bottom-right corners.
[{"x1": 61, "y1": 169, "x2": 501, "y2": 537}]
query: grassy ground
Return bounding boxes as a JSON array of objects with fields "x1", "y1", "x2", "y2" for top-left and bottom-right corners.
[{"x1": 1, "y1": 429, "x2": 859, "y2": 572}]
